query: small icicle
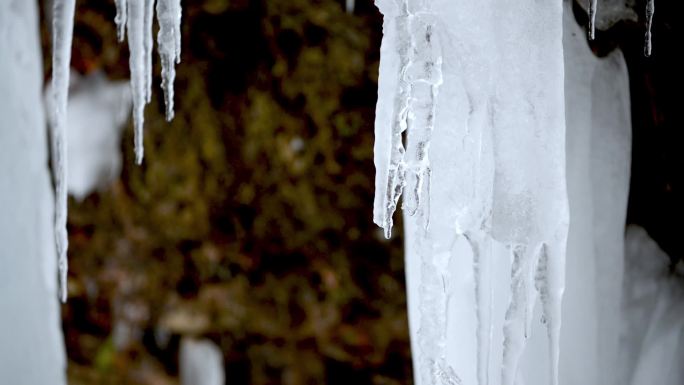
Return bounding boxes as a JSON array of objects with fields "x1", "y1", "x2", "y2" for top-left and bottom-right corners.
[
  {"x1": 587, "y1": 0, "x2": 597, "y2": 40},
  {"x1": 345, "y1": 0, "x2": 355, "y2": 13},
  {"x1": 156, "y1": 0, "x2": 183, "y2": 121},
  {"x1": 114, "y1": 0, "x2": 128, "y2": 42},
  {"x1": 51, "y1": 0, "x2": 77, "y2": 303},
  {"x1": 143, "y1": 0, "x2": 155, "y2": 104},
  {"x1": 501, "y1": 245, "x2": 541, "y2": 385},
  {"x1": 467, "y1": 232, "x2": 492, "y2": 385},
  {"x1": 644, "y1": 0, "x2": 654, "y2": 57},
  {"x1": 534, "y1": 231, "x2": 566, "y2": 385},
  {"x1": 127, "y1": 0, "x2": 147, "y2": 164}
]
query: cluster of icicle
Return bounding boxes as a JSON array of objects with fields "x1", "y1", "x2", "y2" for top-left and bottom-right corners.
[
  {"x1": 50, "y1": 0, "x2": 182, "y2": 302},
  {"x1": 374, "y1": 0, "x2": 568, "y2": 384},
  {"x1": 588, "y1": 0, "x2": 655, "y2": 56}
]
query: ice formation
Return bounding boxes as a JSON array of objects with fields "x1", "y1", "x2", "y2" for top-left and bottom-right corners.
[
  {"x1": 644, "y1": 0, "x2": 654, "y2": 56},
  {"x1": 50, "y1": 0, "x2": 76, "y2": 302},
  {"x1": 561, "y1": 5, "x2": 631, "y2": 384},
  {"x1": 375, "y1": 0, "x2": 568, "y2": 384},
  {"x1": 49, "y1": 0, "x2": 182, "y2": 301},
  {"x1": 112, "y1": 0, "x2": 183, "y2": 163},
  {"x1": 382, "y1": 1, "x2": 648, "y2": 384},
  {"x1": 1, "y1": 0, "x2": 66, "y2": 382}
]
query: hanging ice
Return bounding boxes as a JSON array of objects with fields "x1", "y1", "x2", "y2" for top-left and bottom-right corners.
[
  {"x1": 644, "y1": 0, "x2": 654, "y2": 56},
  {"x1": 143, "y1": 0, "x2": 154, "y2": 104},
  {"x1": 374, "y1": 0, "x2": 568, "y2": 384},
  {"x1": 156, "y1": 0, "x2": 183, "y2": 121},
  {"x1": 588, "y1": 0, "x2": 598, "y2": 39},
  {"x1": 50, "y1": 0, "x2": 76, "y2": 303},
  {"x1": 114, "y1": 0, "x2": 128, "y2": 41},
  {"x1": 118, "y1": 0, "x2": 183, "y2": 163},
  {"x1": 47, "y1": 0, "x2": 183, "y2": 302},
  {"x1": 127, "y1": 0, "x2": 146, "y2": 164}
]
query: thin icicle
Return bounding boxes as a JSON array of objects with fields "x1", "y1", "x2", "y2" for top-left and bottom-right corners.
[
  {"x1": 143, "y1": 0, "x2": 155, "y2": 104},
  {"x1": 644, "y1": 0, "x2": 654, "y2": 57},
  {"x1": 156, "y1": 0, "x2": 183, "y2": 121},
  {"x1": 114, "y1": 0, "x2": 128, "y2": 42},
  {"x1": 51, "y1": 0, "x2": 77, "y2": 303},
  {"x1": 127, "y1": 0, "x2": 147, "y2": 164},
  {"x1": 501, "y1": 245, "x2": 542, "y2": 385},
  {"x1": 588, "y1": 0, "x2": 598, "y2": 40},
  {"x1": 535, "y1": 237, "x2": 566, "y2": 385}
]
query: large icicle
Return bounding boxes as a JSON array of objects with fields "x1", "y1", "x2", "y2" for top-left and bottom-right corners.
[
  {"x1": 377, "y1": 0, "x2": 568, "y2": 384},
  {"x1": 50, "y1": 0, "x2": 77, "y2": 303},
  {"x1": 156, "y1": 0, "x2": 183, "y2": 121},
  {"x1": 644, "y1": 0, "x2": 654, "y2": 56}
]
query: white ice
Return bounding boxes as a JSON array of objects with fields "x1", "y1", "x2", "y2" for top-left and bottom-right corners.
[
  {"x1": 0, "y1": 0, "x2": 66, "y2": 382},
  {"x1": 118, "y1": 0, "x2": 183, "y2": 163},
  {"x1": 558, "y1": 4, "x2": 631, "y2": 385},
  {"x1": 378, "y1": 0, "x2": 568, "y2": 384}
]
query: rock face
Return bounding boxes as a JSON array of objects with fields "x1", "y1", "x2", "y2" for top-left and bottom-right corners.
[{"x1": 0, "y1": 0, "x2": 66, "y2": 383}]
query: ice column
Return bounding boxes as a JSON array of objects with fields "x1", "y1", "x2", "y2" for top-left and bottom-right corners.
[{"x1": 374, "y1": 0, "x2": 568, "y2": 384}]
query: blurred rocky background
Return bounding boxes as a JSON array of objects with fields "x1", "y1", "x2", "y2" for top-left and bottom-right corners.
[{"x1": 40, "y1": 0, "x2": 410, "y2": 384}]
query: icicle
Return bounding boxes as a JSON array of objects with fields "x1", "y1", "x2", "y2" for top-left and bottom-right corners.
[
  {"x1": 588, "y1": 0, "x2": 597, "y2": 40},
  {"x1": 114, "y1": 0, "x2": 128, "y2": 42},
  {"x1": 403, "y1": 12, "x2": 443, "y2": 219},
  {"x1": 346, "y1": 0, "x2": 355, "y2": 13},
  {"x1": 373, "y1": 0, "x2": 442, "y2": 238},
  {"x1": 501, "y1": 245, "x2": 541, "y2": 385},
  {"x1": 535, "y1": 236, "x2": 566, "y2": 385},
  {"x1": 644, "y1": 0, "x2": 654, "y2": 57},
  {"x1": 374, "y1": 2, "x2": 411, "y2": 239},
  {"x1": 143, "y1": 0, "x2": 155, "y2": 104},
  {"x1": 156, "y1": 0, "x2": 183, "y2": 121},
  {"x1": 50, "y1": 0, "x2": 76, "y2": 303},
  {"x1": 127, "y1": 0, "x2": 147, "y2": 164}
]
